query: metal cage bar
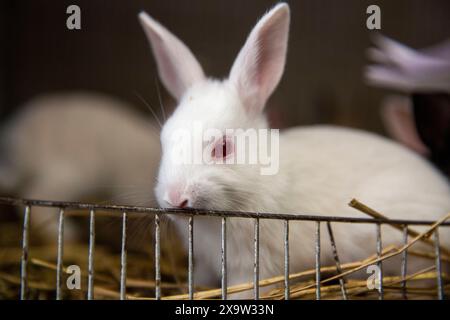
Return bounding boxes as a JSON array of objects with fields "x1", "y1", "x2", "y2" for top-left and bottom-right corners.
[
  {"x1": 326, "y1": 222, "x2": 347, "y2": 300},
  {"x1": 120, "y1": 212, "x2": 128, "y2": 300},
  {"x1": 155, "y1": 214, "x2": 161, "y2": 300},
  {"x1": 376, "y1": 223, "x2": 383, "y2": 300},
  {"x1": 401, "y1": 225, "x2": 408, "y2": 300},
  {"x1": 20, "y1": 205, "x2": 31, "y2": 300},
  {"x1": 253, "y1": 218, "x2": 260, "y2": 300},
  {"x1": 221, "y1": 217, "x2": 227, "y2": 300},
  {"x1": 284, "y1": 220, "x2": 290, "y2": 300},
  {"x1": 87, "y1": 209, "x2": 96, "y2": 300},
  {"x1": 315, "y1": 222, "x2": 321, "y2": 300},
  {"x1": 56, "y1": 208, "x2": 65, "y2": 300},
  {"x1": 188, "y1": 216, "x2": 194, "y2": 300},
  {"x1": 2, "y1": 197, "x2": 449, "y2": 301},
  {"x1": 434, "y1": 228, "x2": 444, "y2": 300},
  {"x1": 2, "y1": 197, "x2": 447, "y2": 226}
]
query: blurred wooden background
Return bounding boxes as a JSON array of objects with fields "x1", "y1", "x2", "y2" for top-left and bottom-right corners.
[{"x1": 0, "y1": 0, "x2": 449, "y2": 133}]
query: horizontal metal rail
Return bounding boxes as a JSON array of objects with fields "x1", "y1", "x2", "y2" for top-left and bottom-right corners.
[{"x1": 1, "y1": 197, "x2": 449, "y2": 226}]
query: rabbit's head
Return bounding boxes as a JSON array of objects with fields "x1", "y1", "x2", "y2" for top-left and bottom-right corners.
[{"x1": 139, "y1": 3, "x2": 290, "y2": 209}]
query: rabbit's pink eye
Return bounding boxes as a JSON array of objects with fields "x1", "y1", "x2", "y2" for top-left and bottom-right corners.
[{"x1": 212, "y1": 137, "x2": 233, "y2": 159}]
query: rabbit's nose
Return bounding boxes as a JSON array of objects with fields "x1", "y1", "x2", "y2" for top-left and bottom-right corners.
[
  {"x1": 165, "y1": 187, "x2": 190, "y2": 208},
  {"x1": 177, "y1": 199, "x2": 189, "y2": 208},
  {"x1": 170, "y1": 197, "x2": 189, "y2": 208}
]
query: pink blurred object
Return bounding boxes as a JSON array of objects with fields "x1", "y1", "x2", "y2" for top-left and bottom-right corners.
[
  {"x1": 366, "y1": 34, "x2": 450, "y2": 93},
  {"x1": 380, "y1": 95, "x2": 430, "y2": 156},
  {"x1": 366, "y1": 35, "x2": 450, "y2": 177}
]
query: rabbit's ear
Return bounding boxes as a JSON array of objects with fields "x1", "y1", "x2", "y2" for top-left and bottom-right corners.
[
  {"x1": 139, "y1": 12, "x2": 205, "y2": 100},
  {"x1": 229, "y1": 3, "x2": 290, "y2": 115}
]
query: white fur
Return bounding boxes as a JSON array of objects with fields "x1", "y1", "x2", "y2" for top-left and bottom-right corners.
[
  {"x1": 141, "y1": 4, "x2": 450, "y2": 296},
  {"x1": 229, "y1": 3, "x2": 289, "y2": 114},
  {"x1": 0, "y1": 92, "x2": 161, "y2": 241}
]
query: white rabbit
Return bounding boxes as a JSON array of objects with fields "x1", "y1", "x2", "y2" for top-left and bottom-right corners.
[
  {"x1": 139, "y1": 3, "x2": 450, "y2": 297},
  {"x1": 0, "y1": 92, "x2": 161, "y2": 242}
]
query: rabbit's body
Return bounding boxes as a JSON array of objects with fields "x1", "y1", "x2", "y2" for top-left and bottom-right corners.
[
  {"x1": 139, "y1": 3, "x2": 450, "y2": 297},
  {"x1": 171, "y1": 125, "x2": 450, "y2": 291},
  {"x1": 0, "y1": 93, "x2": 161, "y2": 241}
]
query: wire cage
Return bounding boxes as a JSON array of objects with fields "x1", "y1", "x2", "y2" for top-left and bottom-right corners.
[{"x1": 0, "y1": 197, "x2": 448, "y2": 300}]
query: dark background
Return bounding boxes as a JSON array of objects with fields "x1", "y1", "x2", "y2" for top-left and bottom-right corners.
[{"x1": 1, "y1": 0, "x2": 449, "y2": 133}]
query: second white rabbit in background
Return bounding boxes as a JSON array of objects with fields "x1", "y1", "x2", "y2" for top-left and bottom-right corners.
[{"x1": 0, "y1": 92, "x2": 161, "y2": 242}]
